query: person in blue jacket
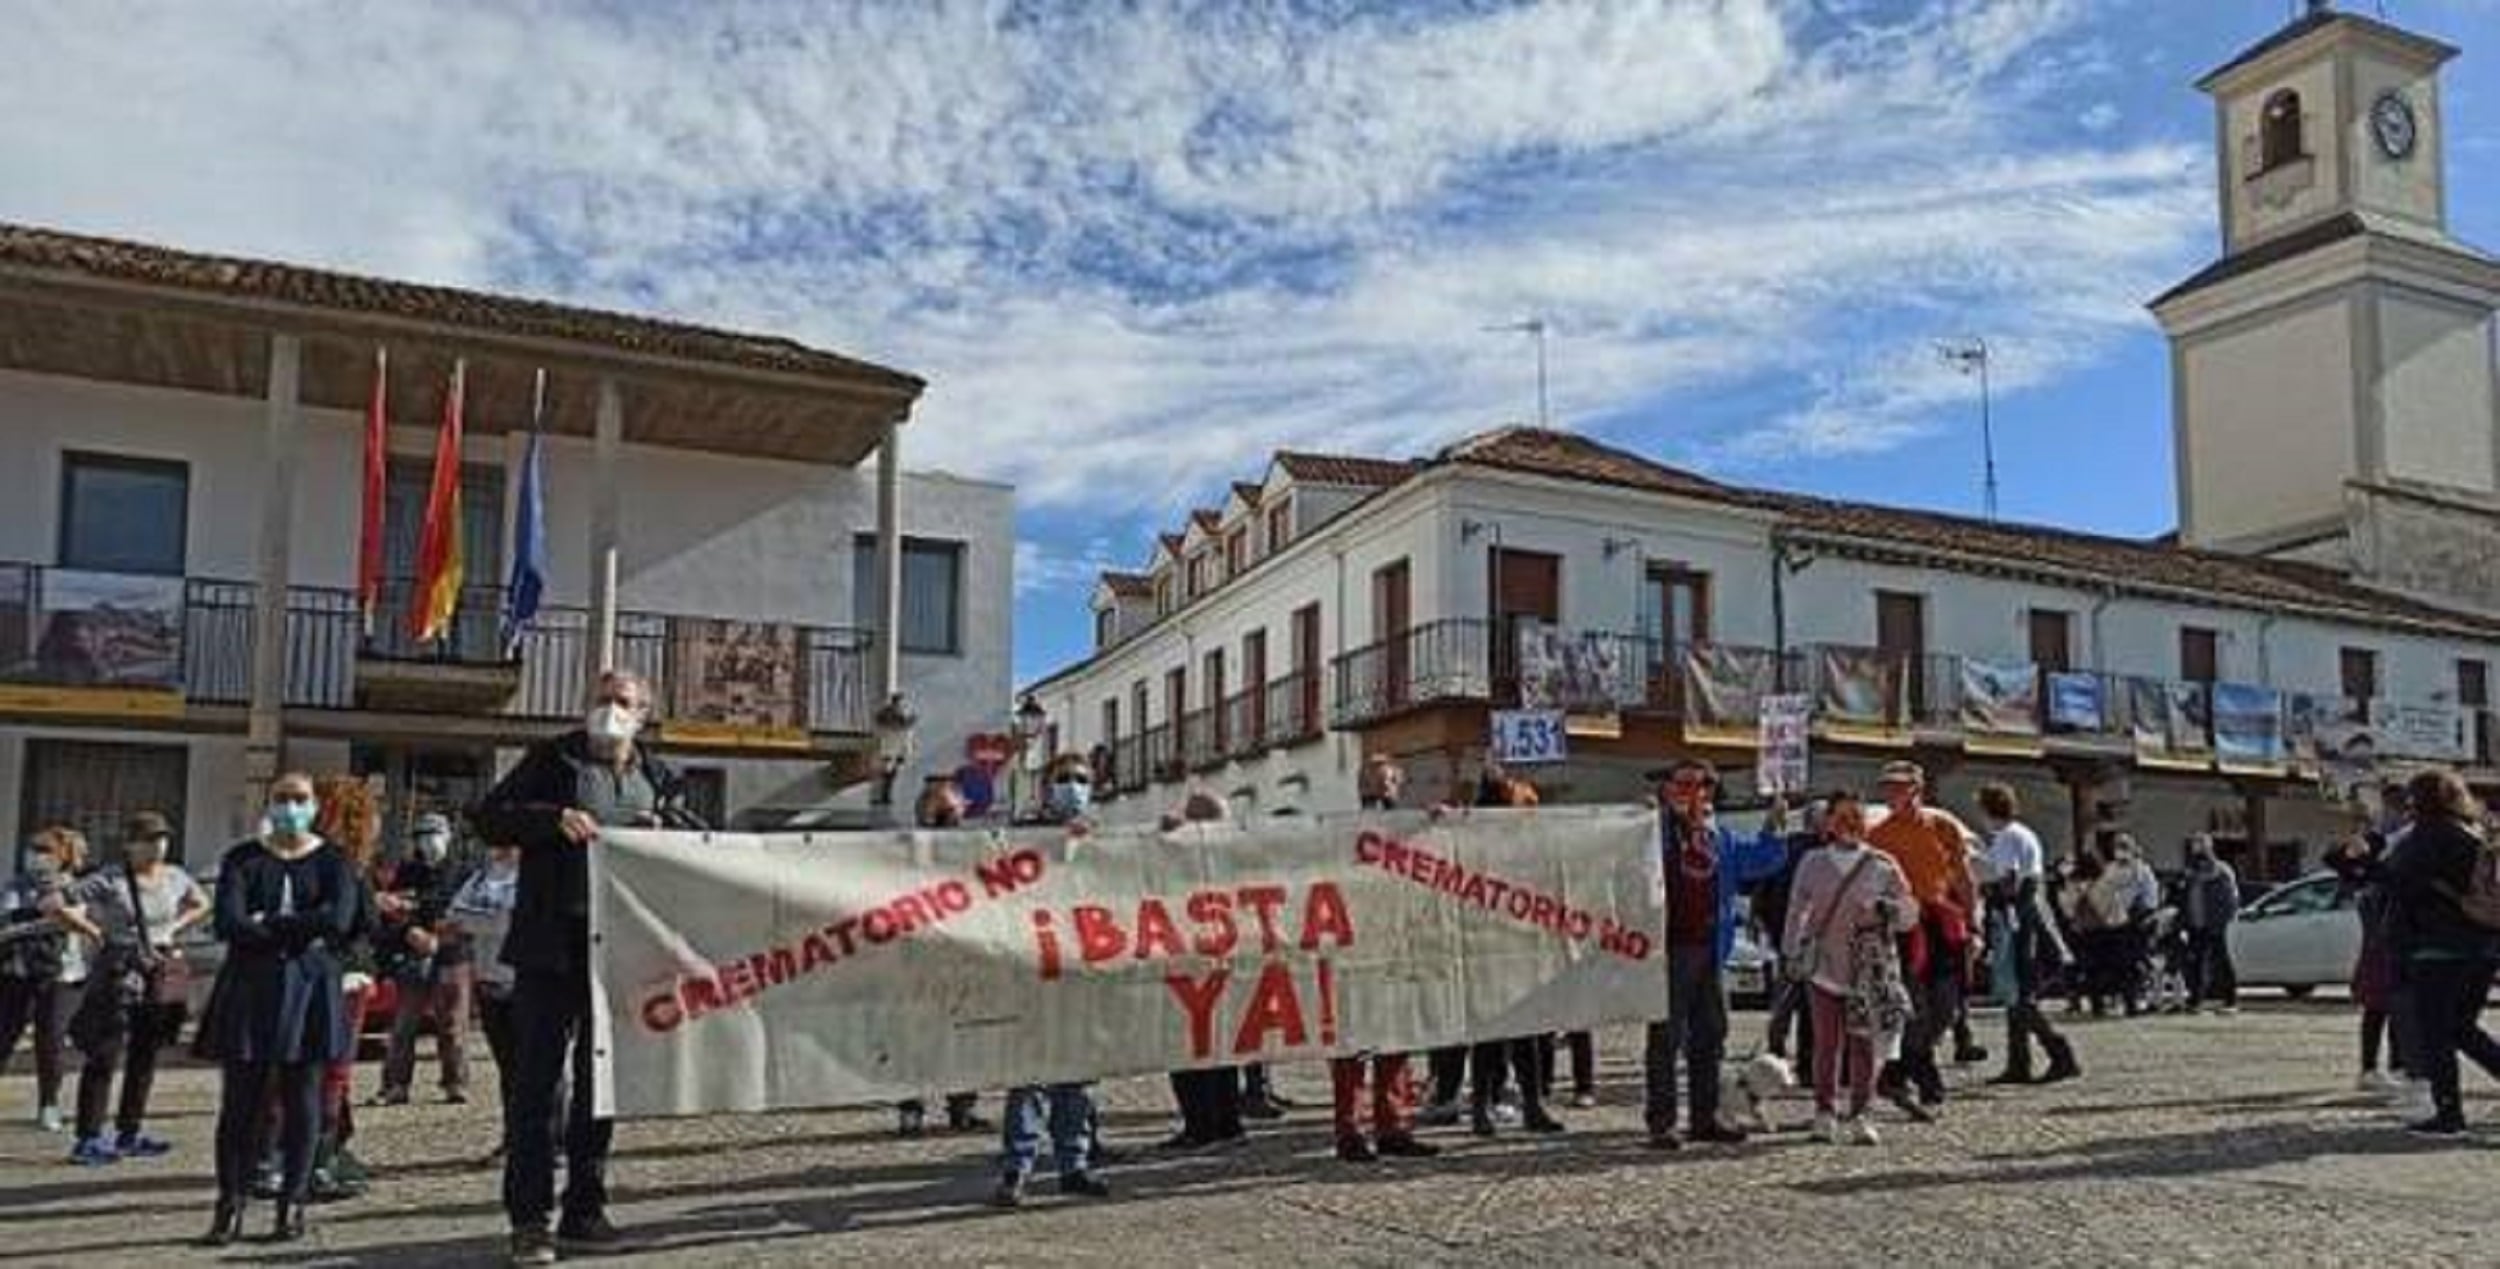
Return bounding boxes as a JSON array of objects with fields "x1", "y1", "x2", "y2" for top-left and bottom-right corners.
[{"x1": 1644, "y1": 758, "x2": 1788, "y2": 1150}]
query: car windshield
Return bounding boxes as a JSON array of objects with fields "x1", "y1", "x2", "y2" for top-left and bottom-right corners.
[{"x1": 2247, "y1": 876, "x2": 2336, "y2": 918}]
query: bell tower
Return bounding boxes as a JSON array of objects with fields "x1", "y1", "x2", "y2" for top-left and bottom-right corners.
[{"x1": 2153, "y1": 2, "x2": 2499, "y2": 582}]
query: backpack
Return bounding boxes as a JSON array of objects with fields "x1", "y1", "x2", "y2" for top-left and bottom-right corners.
[{"x1": 2458, "y1": 844, "x2": 2500, "y2": 931}]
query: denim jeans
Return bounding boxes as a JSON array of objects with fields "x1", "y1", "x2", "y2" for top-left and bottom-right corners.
[
  {"x1": 1643, "y1": 945, "x2": 1725, "y2": 1134},
  {"x1": 999, "y1": 1083, "x2": 1093, "y2": 1176}
]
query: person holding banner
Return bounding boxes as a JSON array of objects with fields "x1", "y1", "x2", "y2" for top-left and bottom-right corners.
[
  {"x1": 896, "y1": 778, "x2": 988, "y2": 1140},
  {"x1": 1161, "y1": 791, "x2": 1251, "y2": 1152},
  {"x1": 1865, "y1": 762, "x2": 1978, "y2": 1119},
  {"x1": 993, "y1": 752, "x2": 1115, "y2": 1208},
  {"x1": 1467, "y1": 774, "x2": 1568, "y2": 1138},
  {"x1": 1645, "y1": 759, "x2": 1788, "y2": 1150},
  {"x1": 472, "y1": 669, "x2": 701, "y2": 1266},
  {"x1": 1331, "y1": 757, "x2": 1438, "y2": 1164}
]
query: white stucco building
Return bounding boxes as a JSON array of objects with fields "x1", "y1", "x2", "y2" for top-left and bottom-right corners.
[
  {"x1": 1025, "y1": 6, "x2": 2500, "y2": 883},
  {"x1": 0, "y1": 224, "x2": 1012, "y2": 866}
]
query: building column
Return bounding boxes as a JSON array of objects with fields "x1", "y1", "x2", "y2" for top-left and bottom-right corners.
[
  {"x1": 588, "y1": 376, "x2": 623, "y2": 688},
  {"x1": 244, "y1": 333, "x2": 304, "y2": 798},
  {"x1": 2241, "y1": 782, "x2": 2272, "y2": 879},
  {"x1": 2059, "y1": 760, "x2": 2099, "y2": 862},
  {"x1": 874, "y1": 420, "x2": 904, "y2": 704}
]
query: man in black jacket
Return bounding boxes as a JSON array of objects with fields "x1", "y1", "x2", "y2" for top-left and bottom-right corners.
[{"x1": 472, "y1": 669, "x2": 696, "y2": 1265}]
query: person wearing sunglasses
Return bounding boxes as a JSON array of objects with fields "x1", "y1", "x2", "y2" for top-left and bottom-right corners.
[{"x1": 1644, "y1": 759, "x2": 1788, "y2": 1151}]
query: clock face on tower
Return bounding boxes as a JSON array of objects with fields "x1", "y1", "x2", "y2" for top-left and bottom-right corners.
[{"x1": 2371, "y1": 91, "x2": 2418, "y2": 160}]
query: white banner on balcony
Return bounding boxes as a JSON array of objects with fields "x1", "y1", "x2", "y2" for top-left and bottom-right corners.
[
  {"x1": 1517, "y1": 621, "x2": 1635, "y2": 712},
  {"x1": 2369, "y1": 700, "x2": 2470, "y2": 763},
  {"x1": 589, "y1": 807, "x2": 1665, "y2": 1118}
]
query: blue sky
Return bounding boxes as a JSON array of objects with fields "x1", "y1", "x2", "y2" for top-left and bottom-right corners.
[{"x1": 3, "y1": 1, "x2": 2495, "y2": 693}]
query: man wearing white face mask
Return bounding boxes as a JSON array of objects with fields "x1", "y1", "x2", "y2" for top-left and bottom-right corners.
[
  {"x1": 375, "y1": 813, "x2": 468, "y2": 1107},
  {"x1": 472, "y1": 670, "x2": 700, "y2": 1266}
]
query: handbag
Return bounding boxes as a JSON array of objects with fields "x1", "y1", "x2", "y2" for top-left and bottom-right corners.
[
  {"x1": 1785, "y1": 850, "x2": 1878, "y2": 984},
  {"x1": 120, "y1": 864, "x2": 191, "y2": 1011}
]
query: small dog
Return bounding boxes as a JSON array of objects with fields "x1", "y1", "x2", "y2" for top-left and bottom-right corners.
[{"x1": 1732, "y1": 1051, "x2": 1798, "y2": 1134}]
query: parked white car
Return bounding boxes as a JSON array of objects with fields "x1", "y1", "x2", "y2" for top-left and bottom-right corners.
[{"x1": 2225, "y1": 871, "x2": 2360, "y2": 999}]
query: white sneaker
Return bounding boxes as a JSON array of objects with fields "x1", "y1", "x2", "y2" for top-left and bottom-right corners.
[
  {"x1": 2392, "y1": 1080, "x2": 2436, "y2": 1119},
  {"x1": 1811, "y1": 1111, "x2": 1839, "y2": 1144},
  {"x1": 1844, "y1": 1116, "x2": 1880, "y2": 1147}
]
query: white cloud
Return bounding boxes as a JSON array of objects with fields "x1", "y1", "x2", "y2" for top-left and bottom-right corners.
[
  {"x1": 1014, "y1": 538, "x2": 1119, "y2": 600},
  {"x1": 0, "y1": 0, "x2": 2208, "y2": 539}
]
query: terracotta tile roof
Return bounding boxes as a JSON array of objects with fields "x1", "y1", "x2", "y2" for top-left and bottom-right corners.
[
  {"x1": 1097, "y1": 572, "x2": 1155, "y2": 599},
  {"x1": 1443, "y1": 426, "x2": 2500, "y2": 638},
  {"x1": 0, "y1": 220, "x2": 922, "y2": 392},
  {"x1": 1769, "y1": 493, "x2": 2500, "y2": 635},
  {"x1": 1438, "y1": 426, "x2": 1739, "y2": 502},
  {"x1": 1275, "y1": 451, "x2": 1422, "y2": 487}
]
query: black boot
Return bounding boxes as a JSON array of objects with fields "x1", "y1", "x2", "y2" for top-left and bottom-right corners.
[
  {"x1": 268, "y1": 1199, "x2": 306, "y2": 1243},
  {"x1": 197, "y1": 1196, "x2": 246, "y2": 1248},
  {"x1": 2039, "y1": 1039, "x2": 2082, "y2": 1084}
]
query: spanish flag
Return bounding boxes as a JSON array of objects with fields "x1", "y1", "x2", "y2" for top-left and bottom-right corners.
[{"x1": 410, "y1": 358, "x2": 466, "y2": 643}]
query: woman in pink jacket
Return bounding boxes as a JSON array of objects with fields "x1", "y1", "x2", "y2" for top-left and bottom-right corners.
[{"x1": 1781, "y1": 792, "x2": 1916, "y2": 1145}]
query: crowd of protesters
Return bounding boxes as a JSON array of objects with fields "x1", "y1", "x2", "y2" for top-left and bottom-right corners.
[{"x1": 4, "y1": 671, "x2": 2498, "y2": 1263}]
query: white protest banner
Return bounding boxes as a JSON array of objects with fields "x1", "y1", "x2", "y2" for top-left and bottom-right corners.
[
  {"x1": 591, "y1": 807, "x2": 1664, "y2": 1117},
  {"x1": 1757, "y1": 693, "x2": 1811, "y2": 795},
  {"x1": 1490, "y1": 708, "x2": 1568, "y2": 766}
]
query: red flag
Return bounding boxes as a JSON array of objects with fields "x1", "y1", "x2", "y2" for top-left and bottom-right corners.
[
  {"x1": 410, "y1": 359, "x2": 467, "y2": 642},
  {"x1": 357, "y1": 347, "x2": 389, "y2": 634}
]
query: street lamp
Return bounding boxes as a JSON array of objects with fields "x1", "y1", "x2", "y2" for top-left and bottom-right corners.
[
  {"x1": 1011, "y1": 694, "x2": 1048, "y2": 820},
  {"x1": 872, "y1": 692, "x2": 919, "y2": 823}
]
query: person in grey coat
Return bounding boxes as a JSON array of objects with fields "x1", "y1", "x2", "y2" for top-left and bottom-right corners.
[{"x1": 2176, "y1": 835, "x2": 2241, "y2": 1014}]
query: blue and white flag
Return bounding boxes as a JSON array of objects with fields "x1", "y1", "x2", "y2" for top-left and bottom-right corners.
[{"x1": 501, "y1": 370, "x2": 549, "y2": 656}]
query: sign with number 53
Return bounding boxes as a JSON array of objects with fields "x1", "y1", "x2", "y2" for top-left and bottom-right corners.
[{"x1": 1491, "y1": 709, "x2": 1568, "y2": 766}]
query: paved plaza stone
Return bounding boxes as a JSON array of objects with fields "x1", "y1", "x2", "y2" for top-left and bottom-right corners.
[{"x1": 3, "y1": 1003, "x2": 2495, "y2": 1266}]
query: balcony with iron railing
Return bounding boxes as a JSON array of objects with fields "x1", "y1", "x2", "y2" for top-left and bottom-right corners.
[
  {"x1": 1264, "y1": 669, "x2": 1324, "y2": 750},
  {"x1": 1320, "y1": 612, "x2": 2493, "y2": 774},
  {"x1": 1180, "y1": 705, "x2": 1225, "y2": 773},
  {"x1": 0, "y1": 561, "x2": 873, "y2": 736}
]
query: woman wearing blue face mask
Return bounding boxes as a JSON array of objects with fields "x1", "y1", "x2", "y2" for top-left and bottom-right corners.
[{"x1": 198, "y1": 772, "x2": 361, "y2": 1246}]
